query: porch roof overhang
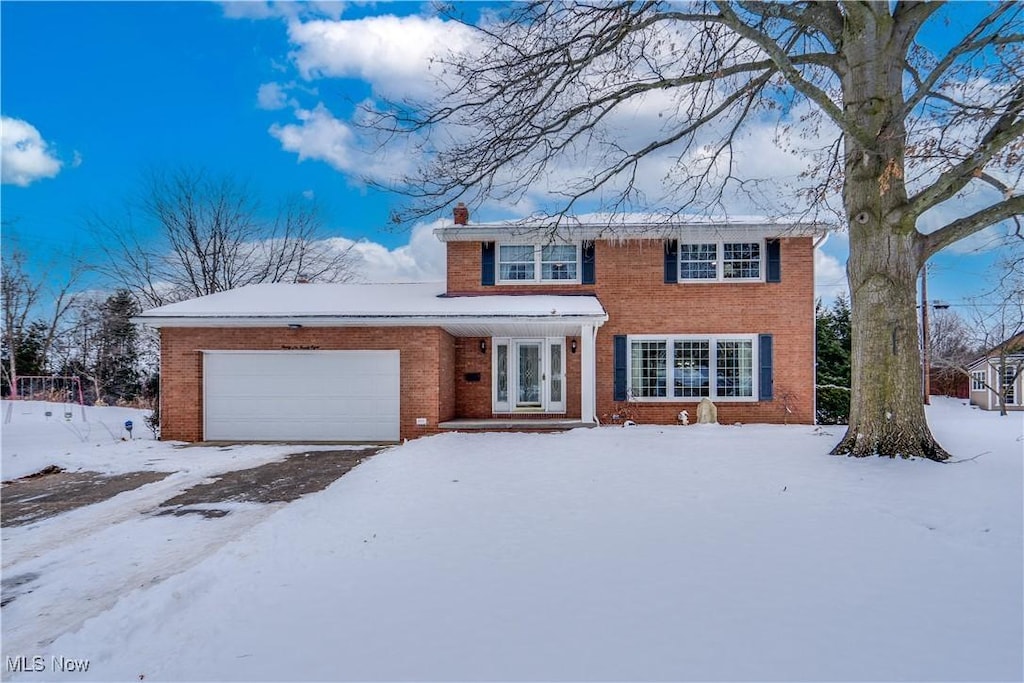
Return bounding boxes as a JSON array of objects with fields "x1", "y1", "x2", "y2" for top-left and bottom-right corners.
[
  {"x1": 132, "y1": 313, "x2": 607, "y2": 337},
  {"x1": 133, "y1": 282, "x2": 607, "y2": 336}
]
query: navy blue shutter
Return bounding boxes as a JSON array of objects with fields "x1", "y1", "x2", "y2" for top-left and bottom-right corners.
[
  {"x1": 759, "y1": 334, "x2": 774, "y2": 400},
  {"x1": 481, "y1": 242, "x2": 495, "y2": 286},
  {"x1": 766, "y1": 239, "x2": 781, "y2": 283},
  {"x1": 582, "y1": 242, "x2": 596, "y2": 284},
  {"x1": 613, "y1": 335, "x2": 628, "y2": 401},
  {"x1": 664, "y1": 240, "x2": 678, "y2": 283}
]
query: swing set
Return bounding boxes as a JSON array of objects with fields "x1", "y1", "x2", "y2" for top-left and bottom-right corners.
[{"x1": 6, "y1": 375, "x2": 87, "y2": 423}]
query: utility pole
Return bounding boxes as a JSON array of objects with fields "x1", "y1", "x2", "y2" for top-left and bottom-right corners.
[{"x1": 921, "y1": 264, "x2": 931, "y2": 405}]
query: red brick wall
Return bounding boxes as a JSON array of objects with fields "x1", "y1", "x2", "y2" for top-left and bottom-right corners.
[
  {"x1": 454, "y1": 338, "x2": 492, "y2": 418},
  {"x1": 446, "y1": 238, "x2": 816, "y2": 424},
  {"x1": 159, "y1": 326, "x2": 451, "y2": 442},
  {"x1": 439, "y1": 331, "x2": 457, "y2": 422}
]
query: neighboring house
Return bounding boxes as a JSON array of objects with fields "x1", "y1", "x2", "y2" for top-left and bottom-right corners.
[
  {"x1": 135, "y1": 207, "x2": 824, "y2": 442},
  {"x1": 967, "y1": 332, "x2": 1024, "y2": 412}
]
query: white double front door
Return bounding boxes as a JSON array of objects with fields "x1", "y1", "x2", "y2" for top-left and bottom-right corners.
[{"x1": 493, "y1": 337, "x2": 565, "y2": 413}]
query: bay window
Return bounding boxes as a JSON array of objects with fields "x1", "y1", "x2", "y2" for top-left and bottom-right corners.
[{"x1": 628, "y1": 334, "x2": 757, "y2": 401}]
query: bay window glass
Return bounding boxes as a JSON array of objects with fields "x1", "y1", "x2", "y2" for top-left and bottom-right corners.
[
  {"x1": 716, "y1": 340, "x2": 754, "y2": 397},
  {"x1": 629, "y1": 335, "x2": 757, "y2": 401},
  {"x1": 674, "y1": 340, "x2": 710, "y2": 397},
  {"x1": 630, "y1": 340, "x2": 667, "y2": 398}
]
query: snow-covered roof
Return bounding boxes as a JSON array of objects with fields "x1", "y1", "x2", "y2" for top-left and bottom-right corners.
[
  {"x1": 134, "y1": 282, "x2": 607, "y2": 335},
  {"x1": 435, "y1": 213, "x2": 829, "y2": 243}
]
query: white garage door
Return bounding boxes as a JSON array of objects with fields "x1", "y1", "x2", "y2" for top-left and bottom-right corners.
[{"x1": 203, "y1": 351, "x2": 400, "y2": 442}]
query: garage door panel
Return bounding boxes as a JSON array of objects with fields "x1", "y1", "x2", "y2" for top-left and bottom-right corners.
[{"x1": 204, "y1": 351, "x2": 400, "y2": 441}]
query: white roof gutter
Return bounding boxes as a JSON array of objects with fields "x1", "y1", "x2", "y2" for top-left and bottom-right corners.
[{"x1": 435, "y1": 222, "x2": 828, "y2": 243}]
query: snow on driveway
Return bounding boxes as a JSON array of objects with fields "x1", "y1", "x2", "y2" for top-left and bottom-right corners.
[
  {"x1": 4, "y1": 399, "x2": 1023, "y2": 681},
  {"x1": 1, "y1": 402, "x2": 371, "y2": 664}
]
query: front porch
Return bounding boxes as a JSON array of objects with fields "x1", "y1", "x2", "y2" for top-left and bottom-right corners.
[
  {"x1": 432, "y1": 296, "x2": 607, "y2": 432},
  {"x1": 445, "y1": 323, "x2": 601, "y2": 426}
]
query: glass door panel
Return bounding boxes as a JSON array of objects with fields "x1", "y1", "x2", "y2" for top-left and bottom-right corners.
[
  {"x1": 516, "y1": 342, "x2": 542, "y2": 407},
  {"x1": 549, "y1": 341, "x2": 565, "y2": 411}
]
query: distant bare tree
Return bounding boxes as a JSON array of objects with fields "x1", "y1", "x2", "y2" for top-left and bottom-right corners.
[
  {"x1": 93, "y1": 168, "x2": 357, "y2": 307},
  {"x1": 933, "y1": 255, "x2": 1024, "y2": 415},
  {"x1": 369, "y1": 1, "x2": 1023, "y2": 460},
  {"x1": 1, "y1": 241, "x2": 84, "y2": 395}
]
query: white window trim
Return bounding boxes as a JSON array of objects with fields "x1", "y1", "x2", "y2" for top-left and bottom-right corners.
[
  {"x1": 678, "y1": 239, "x2": 765, "y2": 283},
  {"x1": 496, "y1": 243, "x2": 582, "y2": 285},
  {"x1": 492, "y1": 337, "x2": 567, "y2": 413},
  {"x1": 998, "y1": 363, "x2": 1019, "y2": 405},
  {"x1": 971, "y1": 371, "x2": 985, "y2": 391},
  {"x1": 626, "y1": 333, "x2": 759, "y2": 403}
]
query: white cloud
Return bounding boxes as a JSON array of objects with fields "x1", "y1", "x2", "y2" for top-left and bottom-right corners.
[
  {"x1": 257, "y1": 82, "x2": 290, "y2": 110},
  {"x1": 269, "y1": 104, "x2": 357, "y2": 172},
  {"x1": 1, "y1": 116, "x2": 62, "y2": 187},
  {"x1": 814, "y1": 246, "x2": 848, "y2": 302},
  {"x1": 269, "y1": 102, "x2": 415, "y2": 183},
  {"x1": 288, "y1": 15, "x2": 477, "y2": 98},
  {"x1": 302, "y1": 189, "x2": 315, "y2": 200},
  {"x1": 331, "y1": 219, "x2": 447, "y2": 283}
]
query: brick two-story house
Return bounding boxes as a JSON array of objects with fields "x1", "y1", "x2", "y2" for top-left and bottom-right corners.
[{"x1": 137, "y1": 207, "x2": 824, "y2": 442}]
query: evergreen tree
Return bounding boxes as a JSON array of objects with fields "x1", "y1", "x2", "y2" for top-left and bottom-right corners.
[
  {"x1": 0, "y1": 320, "x2": 50, "y2": 396},
  {"x1": 816, "y1": 296, "x2": 852, "y2": 425},
  {"x1": 94, "y1": 289, "x2": 142, "y2": 403}
]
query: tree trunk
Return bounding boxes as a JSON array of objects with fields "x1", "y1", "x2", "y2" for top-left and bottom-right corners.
[
  {"x1": 832, "y1": 227, "x2": 949, "y2": 460},
  {"x1": 830, "y1": 7, "x2": 949, "y2": 460}
]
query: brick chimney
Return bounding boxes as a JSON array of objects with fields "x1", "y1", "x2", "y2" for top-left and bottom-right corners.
[{"x1": 453, "y1": 202, "x2": 469, "y2": 225}]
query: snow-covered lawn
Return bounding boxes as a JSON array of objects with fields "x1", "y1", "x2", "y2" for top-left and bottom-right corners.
[{"x1": 3, "y1": 398, "x2": 1022, "y2": 681}]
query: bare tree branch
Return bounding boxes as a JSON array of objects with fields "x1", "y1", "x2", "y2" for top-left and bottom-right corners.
[
  {"x1": 924, "y1": 195, "x2": 1024, "y2": 258},
  {"x1": 92, "y1": 168, "x2": 358, "y2": 307}
]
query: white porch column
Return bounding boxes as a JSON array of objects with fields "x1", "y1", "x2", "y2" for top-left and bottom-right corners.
[{"x1": 580, "y1": 324, "x2": 597, "y2": 423}]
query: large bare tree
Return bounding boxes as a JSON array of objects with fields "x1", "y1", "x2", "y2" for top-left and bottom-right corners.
[
  {"x1": 370, "y1": 1, "x2": 1023, "y2": 460},
  {"x1": 93, "y1": 168, "x2": 358, "y2": 307}
]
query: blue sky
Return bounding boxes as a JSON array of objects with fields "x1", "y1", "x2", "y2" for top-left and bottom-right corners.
[
  {"x1": 1, "y1": 2, "x2": 407, "y2": 274},
  {"x1": 0, "y1": 1, "x2": 1015, "y2": 311}
]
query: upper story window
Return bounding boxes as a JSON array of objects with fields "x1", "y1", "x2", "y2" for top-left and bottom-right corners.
[
  {"x1": 498, "y1": 245, "x2": 535, "y2": 280},
  {"x1": 679, "y1": 240, "x2": 763, "y2": 281},
  {"x1": 498, "y1": 244, "x2": 580, "y2": 283}
]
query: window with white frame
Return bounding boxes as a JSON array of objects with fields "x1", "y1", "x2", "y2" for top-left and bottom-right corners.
[
  {"x1": 498, "y1": 244, "x2": 579, "y2": 283},
  {"x1": 715, "y1": 340, "x2": 754, "y2": 397},
  {"x1": 674, "y1": 339, "x2": 710, "y2": 397},
  {"x1": 629, "y1": 334, "x2": 757, "y2": 401},
  {"x1": 679, "y1": 240, "x2": 763, "y2": 281},
  {"x1": 630, "y1": 340, "x2": 668, "y2": 398},
  {"x1": 1002, "y1": 365, "x2": 1017, "y2": 404},
  {"x1": 498, "y1": 245, "x2": 535, "y2": 281},
  {"x1": 971, "y1": 371, "x2": 985, "y2": 391}
]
